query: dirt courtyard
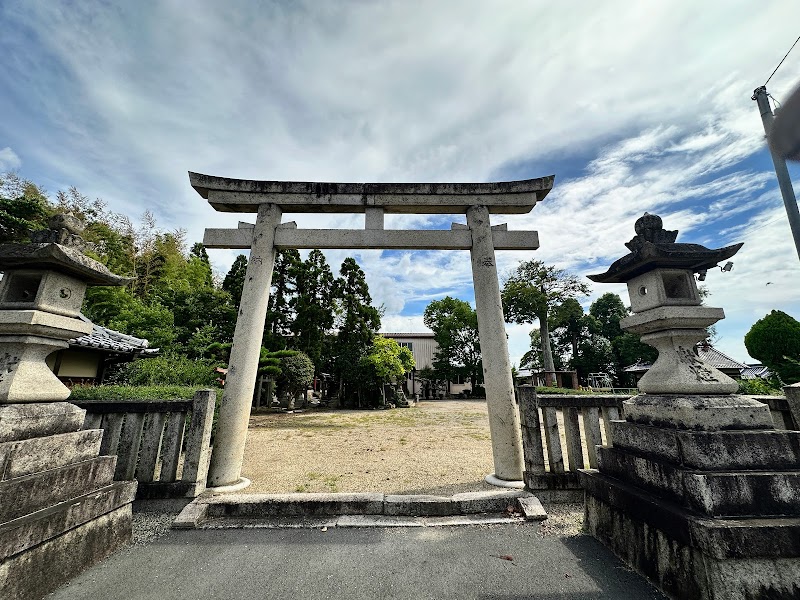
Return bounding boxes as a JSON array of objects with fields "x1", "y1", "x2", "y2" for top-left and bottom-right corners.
[{"x1": 242, "y1": 398, "x2": 503, "y2": 496}]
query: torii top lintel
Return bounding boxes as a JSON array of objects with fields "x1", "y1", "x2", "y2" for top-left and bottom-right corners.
[{"x1": 189, "y1": 172, "x2": 554, "y2": 215}]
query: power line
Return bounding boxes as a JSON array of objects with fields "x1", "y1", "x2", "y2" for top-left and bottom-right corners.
[{"x1": 765, "y1": 33, "x2": 800, "y2": 86}]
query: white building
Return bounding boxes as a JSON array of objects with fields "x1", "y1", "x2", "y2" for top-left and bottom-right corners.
[{"x1": 381, "y1": 332, "x2": 474, "y2": 397}]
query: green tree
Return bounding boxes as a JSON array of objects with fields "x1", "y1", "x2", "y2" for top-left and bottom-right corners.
[
  {"x1": 589, "y1": 293, "x2": 628, "y2": 341},
  {"x1": 265, "y1": 249, "x2": 301, "y2": 350},
  {"x1": 745, "y1": 310, "x2": 800, "y2": 384},
  {"x1": 334, "y1": 257, "x2": 382, "y2": 401},
  {"x1": 0, "y1": 174, "x2": 51, "y2": 242},
  {"x1": 502, "y1": 260, "x2": 590, "y2": 385},
  {"x1": 589, "y1": 292, "x2": 656, "y2": 383},
  {"x1": 291, "y1": 250, "x2": 336, "y2": 371},
  {"x1": 358, "y1": 337, "x2": 415, "y2": 407},
  {"x1": 423, "y1": 296, "x2": 482, "y2": 389},
  {"x1": 222, "y1": 255, "x2": 248, "y2": 308},
  {"x1": 189, "y1": 242, "x2": 214, "y2": 289}
]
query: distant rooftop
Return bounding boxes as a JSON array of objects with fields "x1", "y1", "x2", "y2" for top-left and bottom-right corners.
[
  {"x1": 381, "y1": 332, "x2": 435, "y2": 338},
  {"x1": 69, "y1": 315, "x2": 159, "y2": 357}
]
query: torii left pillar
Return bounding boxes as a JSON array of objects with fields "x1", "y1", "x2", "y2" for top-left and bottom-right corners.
[{"x1": 207, "y1": 203, "x2": 281, "y2": 488}]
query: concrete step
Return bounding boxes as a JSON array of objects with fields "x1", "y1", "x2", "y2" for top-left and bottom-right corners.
[
  {"x1": 174, "y1": 490, "x2": 547, "y2": 529},
  {"x1": 0, "y1": 456, "x2": 117, "y2": 522},
  {"x1": 0, "y1": 480, "x2": 137, "y2": 560},
  {"x1": 199, "y1": 513, "x2": 526, "y2": 530}
]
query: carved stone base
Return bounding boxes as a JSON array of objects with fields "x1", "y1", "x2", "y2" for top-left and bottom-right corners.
[
  {"x1": 637, "y1": 328, "x2": 738, "y2": 394},
  {"x1": 623, "y1": 394, "x2": 775, "y2": 431},
  {"x1": 0, "y1": 336, "x2": 71, "y2": 403}
]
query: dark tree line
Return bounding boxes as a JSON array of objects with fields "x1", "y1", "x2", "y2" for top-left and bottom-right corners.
[{"x1": 1, "y1": 172, "x2": 410, "y2": 404}]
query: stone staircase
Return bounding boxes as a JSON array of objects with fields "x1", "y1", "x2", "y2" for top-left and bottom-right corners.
[{"x1": 0, "y1": 402, "x2": 137, "y2": 599}]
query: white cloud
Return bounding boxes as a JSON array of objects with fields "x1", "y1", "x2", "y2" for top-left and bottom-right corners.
[
  {"x1": 0, "y1": 147, "x2": 21, "y2": 171},
  {"x1": 2, "y1": 1, "x2": 800, "y2": 370}
]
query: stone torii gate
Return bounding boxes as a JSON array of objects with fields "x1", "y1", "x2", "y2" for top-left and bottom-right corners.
[{"x1": 190, "y1": 172, "x2": 554, "y2": 490}]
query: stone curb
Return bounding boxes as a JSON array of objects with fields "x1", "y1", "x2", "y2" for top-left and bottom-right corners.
[{"x1": 172, "y1": 489, "x2": 546, "y2": 529}]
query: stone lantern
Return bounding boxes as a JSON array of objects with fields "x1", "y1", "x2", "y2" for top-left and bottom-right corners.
[
  {"x1": 588, "y1": 213, "x2": 772, "y2": 430},
  {"x1": 580, "y1": 213, "x2": 800, "y2": 599},
  {"x1": 0, "y1": 214, "x2": 129, "y2": 402},
  {"x1": 0, "y1": 215, "x2": 137, "y2": 599}
]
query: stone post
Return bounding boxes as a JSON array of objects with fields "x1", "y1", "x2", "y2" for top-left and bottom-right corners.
[
  {"x1": 207, "y1": 203, "x2": 282, "y2": 488},
  {"x1": 467, "y1": 205, "x2": 524, "y2": 482}
]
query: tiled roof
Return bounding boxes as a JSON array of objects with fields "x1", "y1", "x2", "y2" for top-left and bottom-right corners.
[
  {"x1": 624, "y1": 345, "x2": 749, "y2": 375},
  {"x1": 696, "y1": 345, "x2": 747, "y2": 370},
  {"x1": 624, "y1": 360, "x2": 652, "y2": 373},
  {"x1": 741, "y1": 364, "x2": 772, "y2": 380},
  {"x1": 69, "y1": 315, "x2": 159, "y2": 356}
]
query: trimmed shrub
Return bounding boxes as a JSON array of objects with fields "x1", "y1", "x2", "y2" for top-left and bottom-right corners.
[{"x1": 106, "y1": 355, "x2": 219, "y2": 387}]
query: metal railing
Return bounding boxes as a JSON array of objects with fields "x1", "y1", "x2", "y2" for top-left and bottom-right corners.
[{"x1": 75, "y1": 389, "x2": 215, "y2": 499}]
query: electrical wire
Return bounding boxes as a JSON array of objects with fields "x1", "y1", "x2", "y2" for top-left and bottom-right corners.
[{"x1": 765, "y1": 33, "x2": 800, "y2": 86}]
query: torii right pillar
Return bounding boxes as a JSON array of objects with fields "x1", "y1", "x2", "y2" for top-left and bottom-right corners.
[{"x1": 468, "y1": 205, "x2": 524, "y2": 482}]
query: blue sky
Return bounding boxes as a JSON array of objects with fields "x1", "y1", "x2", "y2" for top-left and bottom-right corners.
[{"x1": 2, "y1": 1, "x2": 800, "y2": 367}]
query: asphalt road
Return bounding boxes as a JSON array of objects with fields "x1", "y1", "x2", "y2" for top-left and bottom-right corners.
[{"x1": 49, "y1": 524, "x2": 665, "y2": 600}]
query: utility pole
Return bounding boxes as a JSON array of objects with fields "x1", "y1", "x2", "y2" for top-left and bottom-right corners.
[{"x1": 752, "y1": 85, "x2": 800, "y2": 261}]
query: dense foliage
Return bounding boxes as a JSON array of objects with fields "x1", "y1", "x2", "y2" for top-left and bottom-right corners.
[
  {"x1": 1, "y1": 172, "x2": 397, "y2": 405},
  {"x1": 745, "y1": 310, "x2": 800, "y2": 385},
  {"x1": 518, "y1": 290, "x2": 656, "y2": 387},
  {"x1": 502, "y1": 259, "x2": 590, "y2": 383},
  {"x1": 423, "y1": 296, "x2": 481, "y2": 391}
]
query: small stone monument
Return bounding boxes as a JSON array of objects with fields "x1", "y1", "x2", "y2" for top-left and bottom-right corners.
[
  {"x1": 0, "y1": 215, "x2": 137, "y2": 599},
  {"x1": 581, "y1": 214, "x2": 800, "y2": 599}
]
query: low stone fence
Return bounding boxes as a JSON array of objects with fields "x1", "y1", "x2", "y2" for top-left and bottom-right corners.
[
  {"x1": 74, "y1": 389, "x2": 215, "y2": 499},
  {"x1": 518, "y1": 387, "x2": 800, "y2": 500},
  {"x1": 517, "y1": 385, "x2": 630, "y2": 500},
  {"x1": 753, "y1": 394, "x2": 800, "y2": 430}
]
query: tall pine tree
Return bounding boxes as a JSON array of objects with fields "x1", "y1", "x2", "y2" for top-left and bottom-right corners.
[
  {"x1": 334, "y1": 257, "x2": 382, "y2": 401},
  {"x1": 291, "y1": 250, "x2": 335, "y2": 373},
  {"x1": 222, "y1": 255, "x2": 248, "y2": 308},
  {"x1": 264, "y1": 249, "x2": 301, "y2": 350}
]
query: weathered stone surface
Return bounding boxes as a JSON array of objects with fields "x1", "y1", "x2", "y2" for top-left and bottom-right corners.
[
  {"x1": 336, "y1": 515, "x2": 425, "y2": 528},
  {"x1": 517, "y1": 496, "x2": 547, "y2": 521},
  {"x1": 597, "y1": 446, "x2": 800, "y2": 517},
  {"x1": 0, "y1": 456, "x2": 116, "y2": 522},
  {"x1": 635, "y1": 330, "x2": 739, "y2": 394},
  {"x1": 0, "y1": 481, "x2": 136, "y2": 559},
  {"x1": 207, "y1": 203, "x2": 281, "y2": 488},
  {"x1": 0, "y1": 429, "x2": 101, "y2": 480},
  {"x1": 468, "y1": 205, "x2": 524, "y2": 482},
  {"x1": 0, "y1": 504, "x2": 131, "y2": 600},
  {"x1": 190, "y1": 171, "x2": 554, "y2": 214},
  {"x1": 0, "y1": 402, "x2": 85, "y2": 443},
  {"x1": 690, "y1": 516, "x2": 800, "y2": 560},
  {"x1": 679, "y1": 429, "x2": 800, "y2": 470},
  {"x1": 583, "y1": 474, "x2": 800, "y2": 599},
  {"x1": 452, "y1": 490, "x2": 530, "y2": 514},
  {"x1": 205, "y1": 492, "x2": 386, "y2": 518},
  {"x1": 384, "y1": 494, "x2": 455, "y2": 516},
  {"x1": 611, "y1": 421, "x2": 800, "y2": 470},
  {"x1": 173, "y1": 501, "x2": 209, "y2": 529},
  {"x1": 0, "y1": 336, "x2": 74, "y2": 403},
  {"x1": 684, "y1": 471, "x2": 800, "y2": 517},
  {"x1": 624, "y1": 394, "x2": 774, "y2": 431}
]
